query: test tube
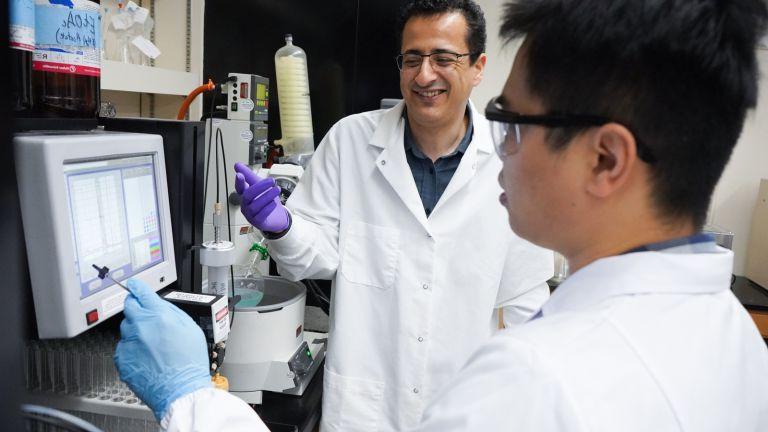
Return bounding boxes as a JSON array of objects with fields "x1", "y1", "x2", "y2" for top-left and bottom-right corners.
[
  {"x1": 122, "y1": 384, "x2": 139, "y2": 404},
  {"x1": 66, "y1": 349, "x2": 79, "y2": 395},
  {"x1": 92, "y1": 413, "x2": 106, "y2": 430},
  {"x1": 105, "y1": 414, "x2": 120, "y2": 431},
  {"x1": 104, "y1": 352, "x2": 121, "y2": 396},
  {"x1": 40, "y1": 346, "x2": 54, "y2": 393},
  {"x1": 94, "y1": 352, "x2": 109, "y2": 399},
  {"x1": 79, "y1": 411, "x2": 94, "y2": 427},
  {"x1": 125, "y1": 418, "x2": 148, "y2": 432},
  {"x1": 79, "y1": 349, "x2": 96, "y2": 398},
  {"x1": 24, "y1": 341, "x2": 40, "y2": 392},
  {"x1": 53, "y1": 348, "x2": 67, "y2": 393}
]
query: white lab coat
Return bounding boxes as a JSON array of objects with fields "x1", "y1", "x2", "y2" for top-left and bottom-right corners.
[
  {"x1": 162, "y1": 245, "x2": 768, "y2": 431},
  {"x1": 414, "y1": 247, "x2": 768, "y2": 431},
  {"x1": 263, "y1": 101, "x2": 553, "y2": 431}
]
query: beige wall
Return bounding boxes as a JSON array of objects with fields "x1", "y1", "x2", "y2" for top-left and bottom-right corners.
[
  {"x1": 471, "y1": 0, "x2": 516, "y2": 110},
  {"x1": 472, "y1": 1, "x2": 768, "y2": 275},
  {"x1": 709, "y1": 51, "x2": 768, "y2": 275}
]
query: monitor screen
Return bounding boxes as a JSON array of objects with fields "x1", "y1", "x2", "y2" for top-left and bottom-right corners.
[{"x1": 64, "y1": 154, "x2": 165, "y2": 300}]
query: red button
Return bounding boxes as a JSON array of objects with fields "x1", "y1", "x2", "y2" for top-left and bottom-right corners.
[{"x1": 86, "y1": 309, "x2": 99, "y2": 325}]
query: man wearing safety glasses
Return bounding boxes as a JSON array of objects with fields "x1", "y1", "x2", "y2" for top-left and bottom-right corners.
[{"x1": 114, "y1": 0, "x2": 768, "y2": 431}]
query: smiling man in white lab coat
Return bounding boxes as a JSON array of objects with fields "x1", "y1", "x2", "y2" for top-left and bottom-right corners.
[
  {"x1": 231, "y1": 1, "x2": 552, "y2": 430},
  {"x1": 115, "y1": 0, "x2": 768, "y2": 430}
]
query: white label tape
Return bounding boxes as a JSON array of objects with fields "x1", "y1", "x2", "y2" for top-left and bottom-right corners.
[{"x1": 164, "y1": 291, "x2": 216, "y2": 304}]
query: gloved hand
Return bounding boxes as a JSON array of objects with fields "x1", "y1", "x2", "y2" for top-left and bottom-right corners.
[
  {"x1": 234, "y1": 162, "x2": 290, "y2": 233},
  {"x1": 115, "y1": 279, "x2": 212, "y2": 421}
]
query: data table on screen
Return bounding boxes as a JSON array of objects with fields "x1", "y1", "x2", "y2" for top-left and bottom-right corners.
[{"x1": 64, "y1": 156, "x2": 165, "y2": 300}]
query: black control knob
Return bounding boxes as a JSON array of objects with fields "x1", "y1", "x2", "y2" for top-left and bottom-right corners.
[{"x1": 228, "y1": 191, "x2": 241, "y2": 206}]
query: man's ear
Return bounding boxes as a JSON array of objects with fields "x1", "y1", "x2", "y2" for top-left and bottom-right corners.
[
  {"x1": 585, "y1": 123, "x2": 638, "y2": 199},
  {"x1": 472, "y1": 53, "x2": 487, "y2": 87}
]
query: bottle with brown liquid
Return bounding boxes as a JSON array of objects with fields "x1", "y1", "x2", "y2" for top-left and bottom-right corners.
[{"x1": 32, "y1": 0, "x2": 100, "y2": 118}]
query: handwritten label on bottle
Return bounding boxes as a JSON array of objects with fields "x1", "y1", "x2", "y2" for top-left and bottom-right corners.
[{"x1": 36, "y1": 5, "x2": 100, "y2": 49}]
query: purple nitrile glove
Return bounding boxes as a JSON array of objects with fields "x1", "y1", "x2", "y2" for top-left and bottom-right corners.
[{"x1": 234, "y1": 162, "x2": 290, "y2": 233}]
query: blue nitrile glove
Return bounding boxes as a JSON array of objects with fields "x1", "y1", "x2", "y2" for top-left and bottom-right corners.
[
  {"x1": 114, "y1": 279, "x2": 212, "y2": 421},
  {"x1": 234, "y1": 162, "x2": 290, "y2": 233}
]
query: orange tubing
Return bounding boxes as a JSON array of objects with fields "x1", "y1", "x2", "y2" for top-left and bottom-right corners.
[{"x1": 177, "y1": 79, "x2": 216, "y2": 120}]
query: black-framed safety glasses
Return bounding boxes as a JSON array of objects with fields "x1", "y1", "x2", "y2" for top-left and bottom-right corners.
[{"x1": 485, "y1": 96, "x2": 657, "y2": 163}]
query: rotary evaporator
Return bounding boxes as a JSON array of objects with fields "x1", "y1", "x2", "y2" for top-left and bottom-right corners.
[{"x1": 200, "y1": 34, "x2": 325, "y2": 405}]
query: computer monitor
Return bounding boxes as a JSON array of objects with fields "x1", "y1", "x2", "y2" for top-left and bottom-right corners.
[{"x1": 14, "y1": 131, "x2": 177, "y2": 338}]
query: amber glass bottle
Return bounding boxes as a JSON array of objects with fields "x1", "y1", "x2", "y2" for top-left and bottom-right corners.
[
  {"x1": 10, "y1": 0, "x2": 35, "y2": 113},
  {"x1": 32, "y1": 0, "x2": 100, "y2": 118}
]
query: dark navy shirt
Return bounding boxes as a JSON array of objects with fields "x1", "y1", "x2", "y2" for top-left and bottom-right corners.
[
  {"x1": 622, "y1": 233, "x2": 718, "y2": 254},
  {"x1": 404, "y1": 108, "x2": 474, "y2": 216}
]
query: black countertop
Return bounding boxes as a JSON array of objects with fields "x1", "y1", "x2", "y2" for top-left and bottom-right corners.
[
  {"x1": 732, "y1": 276, "x2": 768, "y2": 312},
  {"x1": 252, "y1": 360, "x2": 324, "y2": 432}
]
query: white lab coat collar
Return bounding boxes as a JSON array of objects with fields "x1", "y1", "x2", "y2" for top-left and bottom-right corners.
[
  {"x1": 369, "y1": 100, "x2": 494, "y2": 231},
  {"x1": 369, "y1": 100, "x2": 494, "y2": 155},
  {"x1": 541, "y1": 248, "x2": 734, "y2": 317}
]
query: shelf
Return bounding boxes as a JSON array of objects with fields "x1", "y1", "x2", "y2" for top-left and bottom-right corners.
[{"x1": 101, "y1": 60, "x2": 199, "y2": 97}]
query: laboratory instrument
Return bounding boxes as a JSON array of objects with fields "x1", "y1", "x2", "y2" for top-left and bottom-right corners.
[
  {"x1": 23, "y1": 330, "x2": 158, "y2": 430},
  {"x1": 14, "y1": 131, "x2": 177, "y2": 339},
  {"x1": 203, "y1": 74, "x2": 271, "y2": 279},
  {"x1": 162, "y1": 290, "x2": 230, "y2": 345},
  {"x1": 226, "y1": 72, "x2": 269, "y2": 122},
  {"x1": 205, "y1": 117, "x2": 269, "y2": 179},
  {"x1": 91, "y1": 265, "x2": 130, "y2": 292},
  {"x1": 198, "y1": 74, "x2": 273, "y2": 389},
  {"x1": 221, "y1": 276, "x2": 326, "y2": 404},
  {"x1": 200, "y1": 203, "x2": 237, "y2": 297},
  {"x1": 161, "y1": 289, "x2": 231, "y2": 386},
  {"x1": 258, "y1": 163, "x2": 304, "y2": 204},
  {"x1": 203, "y1": 119, "x2": 255, "y2": 280},
  {"x1": 275, "y1": 34, "x2": 315, "y2": 161},
  {"x1": 100, "y1": 117, "x2": 207, "y2": 294}
]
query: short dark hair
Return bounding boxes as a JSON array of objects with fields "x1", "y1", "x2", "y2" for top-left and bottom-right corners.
[
  {"x1": 500, "y1": 0, "x2": 768, "y2": 229},
  {"x1": 398, "y1": 0, "x2": 487, "y2": 64}
]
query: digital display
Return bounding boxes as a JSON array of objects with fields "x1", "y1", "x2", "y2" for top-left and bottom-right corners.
[
  {"x1": 64, "y1": 155, "x2": 164, "y2": 300},
  {"x1": 256, "y1": 83, "x2": 267, "y2": 101}
]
